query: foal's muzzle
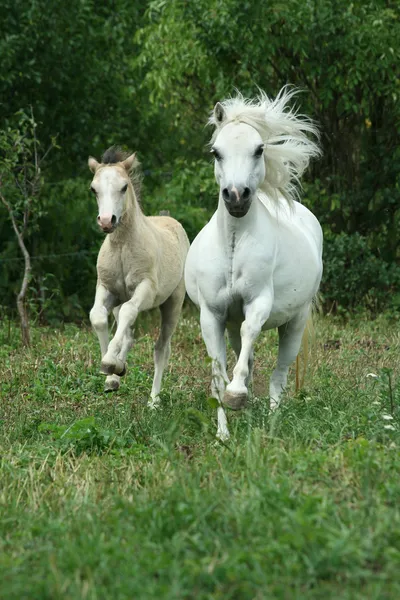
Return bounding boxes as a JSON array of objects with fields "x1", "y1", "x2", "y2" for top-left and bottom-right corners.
[
  {"x1": 97, "y1": 214, "x2": 117, "y2": 233},
  {"x1": 222, "y1": 185, "x2": 252, "y2": 217}
]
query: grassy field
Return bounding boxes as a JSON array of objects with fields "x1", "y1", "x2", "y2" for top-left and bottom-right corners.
[{"x1": 0, "y1": 307, "x2": 399, "y2": 599}]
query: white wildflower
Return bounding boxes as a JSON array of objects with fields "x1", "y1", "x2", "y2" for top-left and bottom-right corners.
[
  {"x1": 372, "y1": 401, "x2": 380, "y2": 406},
  {"x1": 382, "y1": 414, "x2": 394, "y2": 420},
  {"x1": 384, "y1": 424, "x2": 396, "y2": 431},
  {"x1": 366, "y1": 373, "x2": 379, "y2": 379}
]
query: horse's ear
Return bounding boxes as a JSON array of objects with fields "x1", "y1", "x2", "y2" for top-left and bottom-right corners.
[
  {"x1": 122, "y1": 153, "x2": 138, "y2": 173},
  {"x1": 88, "y1": 157, "x2": 99, "y2": 173},
  {"x1": 214, "y1": 102, "x2": 226, "y2": 124}
]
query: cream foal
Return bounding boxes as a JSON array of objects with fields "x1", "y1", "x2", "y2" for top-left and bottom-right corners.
[{"x1": 88, "y1": 148, "x2": 189, "y2": 405}]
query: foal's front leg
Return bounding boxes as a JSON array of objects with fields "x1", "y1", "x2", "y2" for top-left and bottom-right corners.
[
  {"x1": 223, "y1": 295, "x2": 272, "y2": 410},
  {"x1": 104, "y1": 306, "x2": 134, "y2": 392},
  {"x1": 200, "y1": 305, "x2": 230, "y2": 441},
  {"x1": 89, "y1": 283, "x2": 117, "y2": 364},
  {"x1": 101, "y1": 280, "x2": 155, "y2": 376}
]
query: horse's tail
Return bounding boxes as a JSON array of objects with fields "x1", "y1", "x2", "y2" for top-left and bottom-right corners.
[{"x1": 295, "y1": 298, "x2": 319, "y2": 391}]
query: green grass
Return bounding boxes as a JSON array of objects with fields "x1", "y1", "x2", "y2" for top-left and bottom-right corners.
[{"x1": 0, "y1": 307, "x2": 399, "y2": 599}]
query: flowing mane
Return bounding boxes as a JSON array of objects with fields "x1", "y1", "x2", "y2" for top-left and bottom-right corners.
[{"x1": 208, "y1": 86, "x2": 321, "y2": 204}]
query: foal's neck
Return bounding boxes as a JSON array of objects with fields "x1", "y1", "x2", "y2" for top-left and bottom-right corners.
[{"x1": 110, "y1": 185, "x2": 144, "y2": 243}]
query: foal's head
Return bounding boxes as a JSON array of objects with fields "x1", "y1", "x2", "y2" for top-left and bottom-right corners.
[{"x1": 88, "y1": 148, "x2": 138, "y2": 233}]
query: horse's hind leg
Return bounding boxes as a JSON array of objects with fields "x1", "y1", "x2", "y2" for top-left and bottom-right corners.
[
  {"x1": 148, "y1": 279, "x2": 186, "y2": 409},
  {"x1": 269, "y1": 305, "x2": 310, "y2": 410}
]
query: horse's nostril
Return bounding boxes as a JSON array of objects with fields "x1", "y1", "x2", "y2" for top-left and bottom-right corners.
[
  {"x1": 222, "y1": 188, "x2": 230, "y2": 201},
  {"x1": 243, "y1": 187, "x2": 250, "y2": 200},
  {"x1": 111, "y1": 215, "x2": 117, "y2": 226}
]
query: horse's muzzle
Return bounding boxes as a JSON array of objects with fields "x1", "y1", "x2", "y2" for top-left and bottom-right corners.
[
  {"x1": 225, "y1": 199, "x2": 252, "y2": 218},
  {"x1": 222, "y1": 186, "x2": 252, "y2": 217}
]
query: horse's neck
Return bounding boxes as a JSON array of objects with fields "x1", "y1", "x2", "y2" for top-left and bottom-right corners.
[
  {"x1": 110, "y1": 188, "x2": 145, "y2": 244},
  {"x1": 216, "y1": 194, "x2": 265, "y2": 242}
]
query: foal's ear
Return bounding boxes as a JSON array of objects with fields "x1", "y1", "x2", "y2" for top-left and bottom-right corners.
[
  {"x1": 88, "y1": 157, "x2": 100, "y2": 173},
  {"x1": 121, "y1": 153, "x2": 138, "y2": 173},
  {"x1": 214, "y1": 102, "x2": 226, "y2": 124}
]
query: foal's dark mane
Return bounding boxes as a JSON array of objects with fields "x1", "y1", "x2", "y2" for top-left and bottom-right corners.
[{"x1": 101, "y1": 146, "x2": 142, "y2": 202}]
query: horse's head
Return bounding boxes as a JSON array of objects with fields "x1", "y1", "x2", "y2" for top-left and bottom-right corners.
[
  {"x1": 211, "y1": 103, "x2": 265, "y2": 218},
  {"x1": 209, "y1": 89, "x2": 320, "y2": 214},
  {"x1": 88, "y1": 152, "x2": 137, "y2": 233}
]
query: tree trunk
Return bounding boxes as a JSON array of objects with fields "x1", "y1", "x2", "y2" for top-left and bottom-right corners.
[
  {"x1": 0, "y1": 192, "x2": 32, "y2": 346},
  {"x1": 16, "y1": 244, "x2": 31, "y2": 347}
]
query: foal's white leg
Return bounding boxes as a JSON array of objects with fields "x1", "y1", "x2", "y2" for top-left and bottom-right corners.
[
  {"x1": 269, "y1": 307, "x2": 310, "y2": 410},
  {"x1": 224, "y1": 296, "x2": 271, "y2": 409},
  {"x1": 89, "y1": 283, "x2": 116, "y2": 364},
  {"x1": 200, "y1": 306, "x2": 230, "y2": 441},
  {"x1": 101, "y1": 279, "x2": 155, "y2": 376},
  {"x1": 148, "y1": 280, "x2": 186, "y2": 409},
  {"x1": 104, "y1": 306, "x2": 134, "y2": 392}
]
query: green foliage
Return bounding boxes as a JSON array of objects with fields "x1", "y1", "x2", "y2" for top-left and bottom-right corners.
[
  {"x1": 0, "y1": 0, "x2": 147, "y2": 176},
  {"x1": 1, "y1": 0, "x2": 400, "y2": 317},
  {"x1": 322, "y1": 232, "x2": 400, "y2": 313},
  {"x1": 136, "y1": 0, "x2": 400, "y2": 310},
  {"x1": 38, "y1": 417, "x2": 133, "y2": 454},
  {"x1": 143, "y1": 158, "x2": 216, "y2": 240}
]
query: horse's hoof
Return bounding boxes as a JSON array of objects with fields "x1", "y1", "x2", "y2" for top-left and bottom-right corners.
[
  {"x1": 100, "y1": 362, "x2": 115, "y2": 375},
  {"x1": 100, "y1": 358, "x2": 126, "y2": 376},
  {"x1": 117, "y1": 364, "x2": 126, "y2": 377},
  {"x1": 104, "y1": 377, "x2": 120, "y2": 392},
  {"x1": 222, "y1": 390, "x2": 247, "y2": 410}
]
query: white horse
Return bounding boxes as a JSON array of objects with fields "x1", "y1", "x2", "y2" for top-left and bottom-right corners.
[
  {"x1": 185, "y1": 87, "x2": 323, "y2": 440},
  {"x1": 88, "y1": 148, "x2": 189, "y2": 405}
]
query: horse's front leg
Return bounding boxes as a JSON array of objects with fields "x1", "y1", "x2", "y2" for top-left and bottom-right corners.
[
  {"x1": 101, "y1": 280, "x2": 155, "y2": 376},
  {"x1": 223, "y1": 295, "x2": 272, "y2": 410},
  {"x1": 200, "y1": 306, "x2": 230, "y2": 441},
  {"x1": 89, "y1": 283, "x2": 117, "y2": 365}
]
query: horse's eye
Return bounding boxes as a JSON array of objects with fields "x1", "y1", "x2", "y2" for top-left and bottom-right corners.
[
  {"x1": 121, "y1": 184, "x2": 128, "y2": 193},
  {"x1": 254, "y1": 145, "x2": 264, "y2": 159},
  {"x1": 211, "y1": 147, "x2": 222, "y2": 162}
]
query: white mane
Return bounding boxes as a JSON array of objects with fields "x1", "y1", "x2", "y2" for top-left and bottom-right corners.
[{"x1": 209, "y1": 86, "x2": 321, "y2": 204}]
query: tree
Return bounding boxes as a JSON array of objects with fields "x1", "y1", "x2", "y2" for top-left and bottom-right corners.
[
  {"x1": 0, "y1": 110, "x2": 56, "y2": 344},
  {"x1": 135, "y1": 0, "x2": 400, "y2": 257}
]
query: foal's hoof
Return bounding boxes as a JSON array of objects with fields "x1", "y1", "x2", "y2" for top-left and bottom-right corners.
[
  {"x1": 222, "y1": 390, "x2": 248, "y2": 410},
  {"x1": 104, "y1": 375, "x2": 120, "y2": 392}
]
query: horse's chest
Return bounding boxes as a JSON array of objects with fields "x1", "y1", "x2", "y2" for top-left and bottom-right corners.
[{"x1": 202, "y1": 248, "x2": 272, "y2": 313}]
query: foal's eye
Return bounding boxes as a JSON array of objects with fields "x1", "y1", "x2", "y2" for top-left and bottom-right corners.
[
  {"x1": 254, "y1": 145, "x2": 264, "y2": 159},
  {"x1": 211, "y1": 147, "x2": 222, "y2": 162},
  {"x1": 121, "y1": 184, "x2": 128, "y2": 193}
]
